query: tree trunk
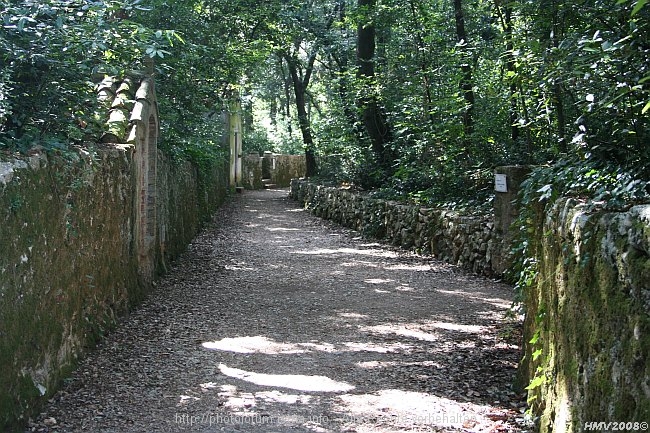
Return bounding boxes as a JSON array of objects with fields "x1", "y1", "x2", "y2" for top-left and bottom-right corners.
[
  {"x1": 408, "y1": 0, "x2": 435, "y2": 125},
  {"x1": 453, "y1": 0, "x2": 475, "y2": 141},
  {"x1": 331, "y1": 0, "x2": 360, "y2": 138},
  {"x1": 540, "y1": 0, "x2": 567, "y2": 154},
  {"x1": 357, "y1": 0, "x2": 394, "y2": 172},
  {"x1": 499, "y1": 1, "x2": 520, "y2": 143},
  {"x1": 285, "y1": 55, "x2": 318, "y2": 177},
  {"x1": 279, "y1": 58, "x2": 293, "y2": 137}
]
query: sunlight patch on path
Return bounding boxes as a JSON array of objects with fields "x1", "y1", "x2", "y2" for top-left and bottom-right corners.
[
  {"x1": 360, "y1": 324, "x2": 440, "y2": 342},
  {"x1": 217, "y1": 385, "x2": 315, "y2": 408},
  {"x1": 218, "y1": 364, "x2": 355, "y2": 393},
  {"x1": 291, "y1": 247, "x2": 399, "y2": 258},
  {"x1": 336, "y1": 389, "x2": 508, "y2": 432},
  {"x1": 437, "y1": 289, "x2": 512, "y2": 310},
  {"x1": 203, "y1": 336, "x2": 412, "y2": 355},
  {"x1": 203, "y1": 336, "x2": 304, "y2": 354},
  {"x1": 428, "y1": 321, "x2": 486, "y2": 333}
]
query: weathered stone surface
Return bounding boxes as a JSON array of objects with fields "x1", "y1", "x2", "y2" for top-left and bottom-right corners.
[
  {"x1": 0, "y1": 148, "x2": 228, "y2": 430},
  {"x1": 289, "y1": 179, "x2": 497, "y2": 275},
  {"x1": 523, "y1": 198, "x2": 650, "y2": 432},
  {"x1": 266, "y1": 153, "x2": 306, "y2": 187},
  {"x1": 241, "y1": 154, "x2": 264, "y2": 189},
  {"x1": 290, "y1": 176, "x2": 650, "y2": 430},
  {"x1": 100, "y1": 77, "x2": 137, "y2": 144}
]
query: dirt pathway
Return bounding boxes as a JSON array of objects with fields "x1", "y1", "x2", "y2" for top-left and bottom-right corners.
[{"x1": 29, "y1": 189, "x2": 528, "y2": 433}]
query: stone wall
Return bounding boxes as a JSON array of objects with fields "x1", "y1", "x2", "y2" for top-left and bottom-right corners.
[
  {"x1": 523, "y1": 198, "x2": 650, "y2": 432},
  {"x1": 289, "y1": 179, "x2": 499, "y2": 275},
  {"x1": 0, "y1": 147, "x2": 228, "y2": 430},
  {"x1": 241, "y1": 154, "x2": 264, "y2": 189},
  {"x1": 267, "y1": 153, "x2": 306, "y2": 187},
  {"x1": 156, "y1": 154, "x2": 228, "y2": 267},
  {"x1": 241, "y1": 152, "x2": 306, "y2": 189},
  {"x1": 290, "y1": 177, "x2": 650, "y2": 430},
  {"x1": 493, "y1": 166, "x2": 532, "y2": 274}
]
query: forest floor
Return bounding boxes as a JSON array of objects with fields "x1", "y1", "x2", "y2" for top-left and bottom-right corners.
[{"x1": 28, "y1": 188, "x2": 531, "y2": 433}]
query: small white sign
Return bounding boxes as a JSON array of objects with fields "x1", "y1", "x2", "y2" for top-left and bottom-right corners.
[{"x1": 495, "y1": 174, "x2": 508, "y2": 193}]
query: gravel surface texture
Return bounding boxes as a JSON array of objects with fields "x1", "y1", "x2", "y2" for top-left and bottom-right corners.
[{"x1": 29, "y1": 188, "x2": 528, "y2": 433}]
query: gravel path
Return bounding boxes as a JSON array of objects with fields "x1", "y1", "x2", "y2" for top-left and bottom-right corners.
[{"x1": 29, "y1": 189, "x2": 528, "y2": 433}]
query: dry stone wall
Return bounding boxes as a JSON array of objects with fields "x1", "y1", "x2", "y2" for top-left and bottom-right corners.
[
  {"x1": 290, "y1": 178, "x2": 650, "y2": 430},
  {"x1": 523, "y1": 198, "x2": 650, "y2": 432},
  {"x1": 0, "y1": 146, "x2": 228, "y2": 430},
  {"x1": 242, "y1": 152, "x2": 306, "y2": 189},
  {"x1": 289, "y1": 179, "x2": 500, "y2": 275}
]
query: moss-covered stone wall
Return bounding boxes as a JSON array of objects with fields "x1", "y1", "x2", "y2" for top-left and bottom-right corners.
[
  {"x1": 269, "y1": 154, "x2": 306, "y2": 187},
  {"x1": 241, "y1": 154, "x2": 264, "y2": 190},
  {"x1": 156, "y1": 155, "x2": 228, "y2": 266},
  {"x1": 241, "y1": 152, "x2": 306, "y2": 189},
  {"x1": 523, "y1": 198, "x2": 650, "y2": 432},
  {"x1": 289, "y1": 179, "x2": 498, "y2": 275},
  {"x1": 0, "y1": 146, "x2": 228, "y2": 431}
]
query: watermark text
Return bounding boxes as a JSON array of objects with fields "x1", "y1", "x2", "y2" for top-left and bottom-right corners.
[{"x1": 584, "y1": 421, "x2": 648, "y2": 431}]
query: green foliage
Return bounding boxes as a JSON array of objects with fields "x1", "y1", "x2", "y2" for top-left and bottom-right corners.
[
  {"x1": 242, "y1": 129, "x2": 275, "y2": 156},
  {"x1": 0, "y1": 0, "x2": 255, "y2": 163},
  {"x1": 523, "y1": 159, "x2": 649, "y2": 212},
  {"x1": 501, "y1": 0, "x2": 650, "y2": 336},
  {"x1": 1, "y1": 0, "x2": 648, "y2": 207},
  {"x1": 510, "y1": 154, "x2": 649, "y2": 298},
  {"x1": 524, "y1": 307, "x2": 548, "y2": 410},
  {"x1": 309, "y1": 0, "x2": 648, "y2": 206},
  {"x1": 0, "y1": 0, "x2": 166, "y2": 149}
]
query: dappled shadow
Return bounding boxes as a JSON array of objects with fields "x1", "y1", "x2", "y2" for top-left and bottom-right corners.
[
  {"x1": 34, "y1": 189, "x2": 525, "y2": 433},
  {"x1": 190, "y1": 190, "x2": 525, "y2": 430},
  {"x1": 195, "y1": 323, "x2": 521, "y2": 430}
]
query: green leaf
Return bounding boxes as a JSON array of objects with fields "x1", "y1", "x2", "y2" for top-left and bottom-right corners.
[
  {"x1": 632, "y1": 0, "x2": 648, "y2": 15},
  {"x1": 17, "y1": 16, "x2": 27, "y2": 32},
  {"x1": 525, "y1": 375, "x2": 546, "y2": 390},
  {"x1": 642, "y1": 101, "x2": 650, "y2": 115}
]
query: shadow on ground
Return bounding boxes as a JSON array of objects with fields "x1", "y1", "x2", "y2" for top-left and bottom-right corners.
[{"x1": 29, "y1": 189, "x2": 528, "y2": 433}]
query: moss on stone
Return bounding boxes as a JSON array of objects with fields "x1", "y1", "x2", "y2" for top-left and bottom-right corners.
[
  {"x1": 521, "y1": 199, "x2": 650, "y2": 432},
  {"x1": 0, "y1": 146, "x2": 229, "y2": 431}
]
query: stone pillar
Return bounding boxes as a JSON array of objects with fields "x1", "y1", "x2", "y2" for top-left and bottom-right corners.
[
  {"x1": 492, "y1": 165, "x2": 533, "y2": 274},
  {"x1": 227, "y1": 97, "x2": 243, "y2": 187}
]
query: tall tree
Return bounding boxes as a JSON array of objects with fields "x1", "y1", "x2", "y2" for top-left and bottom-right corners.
[
  {"x1": 495, "y1": 0, "x2": 520, "y2": 144},
  {"x1": 357, "y1": 0, "x2": 394, "y2": 173},
  {"x1": 327, "y1": 0, "x2": 360, "y2": 139},
  {"x1": 263, "y1": 0, "x2": 338, "y2": 176},
  {"x1": 407, "y1": 0, "x2": 436, "y2": 126},
  {"x1": 453, "y1": 0, "x2": 475, "y2": 145},
  {"x1": 282, "y1": 50, "x2": 319, "y2": 176}
]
